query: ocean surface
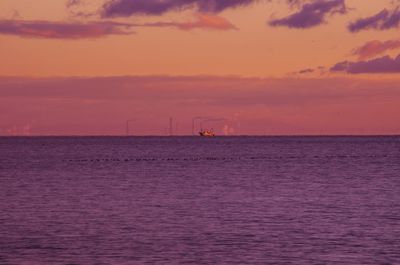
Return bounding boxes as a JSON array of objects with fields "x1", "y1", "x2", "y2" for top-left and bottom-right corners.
[{"x1": 1, "y1": 136, "x2": 400, "y2": 265}]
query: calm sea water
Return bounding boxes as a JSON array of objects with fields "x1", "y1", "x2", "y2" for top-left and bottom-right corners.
[{"x1": 1, "y1": 136, "x2": 400, "y2": 264}]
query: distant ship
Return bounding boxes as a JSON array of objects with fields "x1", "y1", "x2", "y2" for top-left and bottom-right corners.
[{"x1": 199, "y1": 129, "x2": 215, "y2": 137}]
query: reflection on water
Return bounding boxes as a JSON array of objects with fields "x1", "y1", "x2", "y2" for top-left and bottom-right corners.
[{"x1": 1, "y1": 136, "x2": 400, "y2": 264}]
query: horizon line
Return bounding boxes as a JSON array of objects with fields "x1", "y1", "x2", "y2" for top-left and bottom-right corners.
[{"x1": 1, "y1": 134, "x2": 399, "y2": 138}]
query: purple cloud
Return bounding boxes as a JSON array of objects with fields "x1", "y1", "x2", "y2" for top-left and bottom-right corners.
[
  {"x1": 269, "y1": 0, "x2": 347, "y2": 29},
  {"x1": 348, "y1": 7, "x2": 400, "y2": 32},
  {"x1": 331, "y1": 54, "x2": 400, "y2": 74},
  {"x1": 101, "y1": 0, "x2": 256, "y2": 17},
  {"x1": 0, "y1": 15, "x2": 236, "y2": 39},
  {"x1": 0, "y1": 19, "x2": 134, "y2": 39}
]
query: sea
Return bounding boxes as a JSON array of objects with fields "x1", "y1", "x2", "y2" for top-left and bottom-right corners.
[{"x1": 0, "y1": 136, "x2": 399, "y2": 264}]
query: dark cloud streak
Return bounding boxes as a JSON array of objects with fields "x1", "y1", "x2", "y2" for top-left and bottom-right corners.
[
  {"x1": 0, "y1": 19, "x2": 134, "y2": 39},
  {"x1": 101, "y1": 0, "x2": 256, "y2": 18},
  {"x1": 0, "y1": 15, "x2": 236, "y2": 39},
  {"x1": 269, "y1": 0, "x2": 347, "y2": 29},
  {"x1": 348, "y1": 7, "x2": 400, "y2": 32},
  {"x1": 331, "y1": 54, "x2": 400, "y2": 74}
]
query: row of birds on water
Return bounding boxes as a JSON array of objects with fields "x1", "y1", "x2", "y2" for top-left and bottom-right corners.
[{"x1": 64, "y1": 154, "x2": 395, "y2": 163}]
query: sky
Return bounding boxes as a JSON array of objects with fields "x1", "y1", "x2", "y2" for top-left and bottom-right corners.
[{"x1": 0, "y1": 0, "x2": 399, "y2": 135}]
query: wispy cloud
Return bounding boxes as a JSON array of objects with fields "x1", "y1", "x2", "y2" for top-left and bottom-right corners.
[
  {"x1": 348, "y1": 7, "x2": 400, "y2": 32},
  {"x1": 352, "y1": 39, "x2": 400, "y2": 60},
  {"x1": 2, "y1": 75, "x2": 399, "y2": 104},
  {"x1": 331, "y1": 54, "x2": 400, "y2": 74},
  {"x1": 0, "y1": 15, "x2": 236, "y2": 39},
  {"x1": 298, "y1": 68, "x2": 315, "y2": 74},
  {"x1": 101, "y1": 0, "x2": 257, "y2": 18},
  {"x1": 0, "y1": 19, "x2": 134, "y2": 39},
  {"x1": 143, "y1": 13, "x2": 237, "y2": 31},
  {"x1": 269, "y1": 0, "x2": 347, "y2": 29}
]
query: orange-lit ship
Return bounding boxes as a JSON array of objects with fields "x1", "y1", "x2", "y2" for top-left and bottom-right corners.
[{"x1": 199, "y1": 129, "x2": 215, "y2": 137}]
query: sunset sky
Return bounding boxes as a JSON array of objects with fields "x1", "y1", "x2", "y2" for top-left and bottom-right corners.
[{"x1": 1, "y1": 0, "x2": 399, "y2": 135}]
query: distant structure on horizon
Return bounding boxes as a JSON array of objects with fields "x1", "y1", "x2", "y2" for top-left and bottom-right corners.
[
  {"x1": 126, "y1": 119, "x2": 135, "y2": 136},
  {"x1": 192, "y1": 116, "x2": 212, "y2": 135},
  {"x1": 169, "y1": 117, "x2": 173, "y2": 136},
  {"x1": 199, "y1": 128, "x2": 215, "y2": 137}
]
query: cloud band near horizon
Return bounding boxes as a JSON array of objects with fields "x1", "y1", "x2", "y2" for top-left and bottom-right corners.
[
  {"x1": 331, "y1": 54, "x2": 400, "y2": 74},
  {"x1": 1, "y1": 75, "x2": 399, "y2": 135}
]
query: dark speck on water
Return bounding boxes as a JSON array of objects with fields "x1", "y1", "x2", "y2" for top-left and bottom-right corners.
[{"x1": 1, "y1": 136, "x2": 400, "y2": 264}]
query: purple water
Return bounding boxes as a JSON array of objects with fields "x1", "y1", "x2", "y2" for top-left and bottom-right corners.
[{"x1": 1, "y1": 136, "x2": 400, "y2": 264}]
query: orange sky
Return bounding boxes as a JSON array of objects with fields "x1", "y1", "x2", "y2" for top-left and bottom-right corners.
[
  {"x1": 0, "y1": 0, "x2": 397, "y2": 77},
  {"x1": 0, "y1": 0, "x2": 399, "y2": 135}
]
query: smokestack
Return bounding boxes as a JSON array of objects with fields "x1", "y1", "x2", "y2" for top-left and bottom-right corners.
[
  {"x1": 169, "y1": 117, "x2": 173, "y2": 136},
  {"x1": 126, "y1": 119, "x2": 135, "y2": 136}
]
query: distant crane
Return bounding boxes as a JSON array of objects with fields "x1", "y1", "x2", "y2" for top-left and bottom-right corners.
[
  {"x1": 200, "y1": 118, "x2": 226, "y2": 131},
  {"x1": 126, "y1": 119, "x2": 135, "y2": 136},
  {"x1": 192, "y1": 116, "x2": 211, "y2": 135},
  {"x1": 169, "y1": 117, "x2": 173, "y2": 136}
]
